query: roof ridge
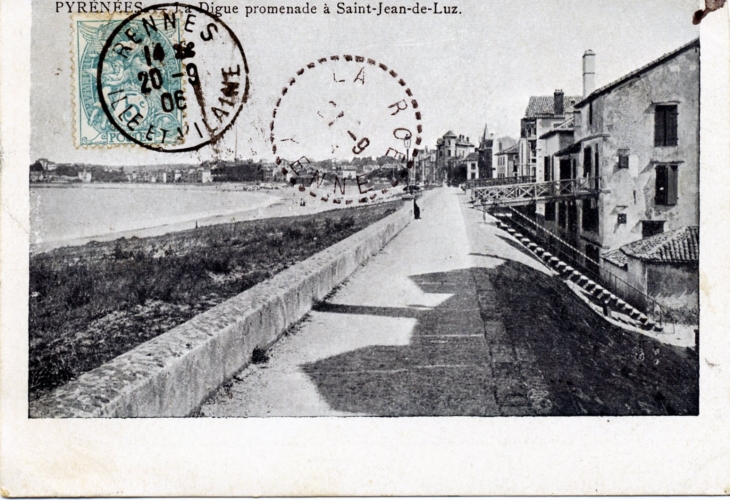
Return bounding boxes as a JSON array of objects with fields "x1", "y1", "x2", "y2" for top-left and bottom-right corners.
[{"x1": 576, "y1": 38, "x2": 700, "y2": 107}]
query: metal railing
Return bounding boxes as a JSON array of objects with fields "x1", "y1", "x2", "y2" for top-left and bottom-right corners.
[
  {"x1": 474, "y1": 177, "x2": 599, "y2": 206},
  {"x1": 465, "y1": 176, "x2": 535, "y2": 190},
  {"x1": 492, "y1": 205, "x2": 665, "y2": 325}
]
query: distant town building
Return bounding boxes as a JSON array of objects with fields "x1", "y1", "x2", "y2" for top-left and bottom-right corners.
[
  {"x1": 436, "y1": 130, "x2": 475, "y2": 183},
  {"x1": 477, "y1": 124, "x2": 494, "y2": 178},
  {"x1": 464, "y1": 152, "x2": 480, "y2": 180},
  {"x1": 519, "y1": 91, "x2": 581, "y2": 179},
  {"x1": 415, "y1": 147, "x2": 436, "y2": 184},
  {"x1": 494, "y1": 143, "x2": 519, "y2": 178}
]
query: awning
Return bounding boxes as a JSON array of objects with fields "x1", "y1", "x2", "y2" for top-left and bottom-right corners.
[{"x1": 554, "y1": 142, "x2": 581, "y2": 157}]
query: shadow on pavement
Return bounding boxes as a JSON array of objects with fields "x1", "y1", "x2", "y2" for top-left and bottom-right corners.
[{"x1": 303, "y1": 261, "x2": 699, "y2": 417}]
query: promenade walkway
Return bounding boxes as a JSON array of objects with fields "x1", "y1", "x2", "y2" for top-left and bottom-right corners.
[{"x1": 200, "y1": 188, "x2": 698, "y2": 417}]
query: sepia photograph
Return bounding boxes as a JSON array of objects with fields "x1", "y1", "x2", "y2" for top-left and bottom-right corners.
[{"x1": 2, "y1": 0, "x2": 729, "y2": 496}]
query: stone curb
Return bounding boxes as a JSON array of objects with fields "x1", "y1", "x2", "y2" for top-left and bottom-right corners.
[{"x1": 29, "y1": 197, "x2": 419, "y2": 418}]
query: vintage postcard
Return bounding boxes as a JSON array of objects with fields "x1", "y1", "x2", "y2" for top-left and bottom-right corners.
[{"x1": 1, "y1": 0, "x2": 729, "y2": 496}]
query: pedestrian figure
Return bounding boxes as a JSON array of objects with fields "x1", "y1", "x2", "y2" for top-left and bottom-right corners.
[
  {"x1": 413, "y1": 197, "x2": 421, "y2": 219},
  {"x1": 482, "y1": 201, "x2": 487, "y2": 224},
  {"x1": 602, "y1": 301, "x2": 611, "y2": 318}
]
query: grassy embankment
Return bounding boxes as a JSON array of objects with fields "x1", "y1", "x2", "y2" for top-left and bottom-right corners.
[{"x1": 29, "y1": 201, "x2": 402, "y2": 400}]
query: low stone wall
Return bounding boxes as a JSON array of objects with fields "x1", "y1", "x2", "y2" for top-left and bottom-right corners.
[{"x1": 30, "y1": 200, "x2": 414, "y2": 418}]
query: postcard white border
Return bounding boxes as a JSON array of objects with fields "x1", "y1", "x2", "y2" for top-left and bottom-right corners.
[{"x1": 2, "y1": 0, "x2": 729, "y2": 496}]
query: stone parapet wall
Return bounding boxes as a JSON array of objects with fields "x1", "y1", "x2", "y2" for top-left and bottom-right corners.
[{"x1": 30, "y1": 197, "x2": 418, "y2": 418}]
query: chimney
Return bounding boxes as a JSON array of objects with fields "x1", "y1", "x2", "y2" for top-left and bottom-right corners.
[
  {"x1": 554, "y1": 89, "x2": 565, "y2": 116},
  {"x1": 583, "y1": 49, "x2": 596, "y2": 97}
]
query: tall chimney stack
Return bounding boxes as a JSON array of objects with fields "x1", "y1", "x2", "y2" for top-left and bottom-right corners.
[
  {"x1": 554, "y1": 89, "x2": 565, "y2": 116},
  {"x1": 583, "y1": 50, "x2": 596, "y2": 97}
]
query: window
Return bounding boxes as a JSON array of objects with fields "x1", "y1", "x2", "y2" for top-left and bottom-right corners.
[
  {"x1": 545, "y1": 202, "x2": 556, "y2": 221},
  {"x1": 558, "y1": 202, "x2": 567, "y2": 228},
  {"x1": 588, "y1": 102, "x2": 593, "y2": 126},
  {"x1": 581, "y1": 200, "x2": 599, "y2": 232},
  {"x1": 559, "y1": 159, "x2": 571, "y2": 180},
  {"x1": 447, "y1": 150, "x2": 451, "y2": 157},
  {"x1": 655, "y1": 105, "x2": 678, "y2": 147},
  {"x1": 642, "y1": 220, "x2": 665, "y2": 238},
  {"x1": 617, "y1": 213, "x2": 627, "y2": 224},
  {"x1": 655, "y1": 164, "x2": 678, "y2": 205},
  {"x1": 544, "y1": 156, "x2": 551, "y2": 181},
  {"x1": 618, "y1": 149, "x2": 630, "y2": 168},
  {"x1": 585, "y1": 244, "x2": 600, "y2": 275},
  {"x1": 583, "y1": 146, "x2": 592, "y2": 177}
]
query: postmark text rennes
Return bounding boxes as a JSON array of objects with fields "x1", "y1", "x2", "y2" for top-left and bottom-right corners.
[{"x1": 90, "y1": 3, "x2": 248, "y2": 152}]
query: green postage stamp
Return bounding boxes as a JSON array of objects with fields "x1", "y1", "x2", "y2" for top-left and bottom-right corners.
[{"x1": 72, "y1": 14, "x2": 184, "y2": 147}]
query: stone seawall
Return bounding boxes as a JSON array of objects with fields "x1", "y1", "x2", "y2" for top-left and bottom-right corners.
[{"x1": 30, "y1": 199, "x2": 416, "y2": 418}]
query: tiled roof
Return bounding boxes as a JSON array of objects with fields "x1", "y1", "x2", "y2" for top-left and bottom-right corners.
[
  {"x1": 524, "y1": 95, "x2": 581, "y2": 118},
  {"x1": 620, "y1": 226, "x2": 699, "y2": 263},
  {"x1": 539, "y1": 117, "x2": 575, "y2": 139},
  {"x1": 496, "y1": 144, "x2": 519, "y2": 155},
  {"x1": 602, "y1": 249, "x2": 628, "y2": 268},
  {"x1": 576, "y1": 38, "x2": 700, "y2": 108},
  {"x1": 464, "y1": 152, "x2": 479, "y2": 161}
]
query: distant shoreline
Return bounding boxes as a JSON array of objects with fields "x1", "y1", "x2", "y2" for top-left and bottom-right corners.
[
  {"x1": 29, "y1": 186, "x2": 375, "y2": 254},
  {"x1": 30, "y1": 182, "x2": 283, "y2": 192}
]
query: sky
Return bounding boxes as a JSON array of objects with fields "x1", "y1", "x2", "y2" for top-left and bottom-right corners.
[{"x1": 31, "y1": 0, "x2": 700, "y2": 165}]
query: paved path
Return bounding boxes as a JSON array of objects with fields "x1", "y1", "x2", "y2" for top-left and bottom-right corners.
[
  {"x1": 201, "y1": 188, "x2": 549, "y2": 416},
  {"x1": 200, "y1": 188, "x2": 698, "y2": 417}
]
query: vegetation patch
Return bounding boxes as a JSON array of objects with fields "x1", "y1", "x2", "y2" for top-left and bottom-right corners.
[{"x1": 29, "y1": 201, "x2": 401, "y2": 400}]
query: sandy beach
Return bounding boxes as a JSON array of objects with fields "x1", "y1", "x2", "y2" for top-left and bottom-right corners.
[{"x1": 30, "y1": 183, "x2": 399, "y2": 254}]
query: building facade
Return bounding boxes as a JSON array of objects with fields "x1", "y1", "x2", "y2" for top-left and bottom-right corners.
[
  {"x1": 435, "y1": 130, "x2": 476, "y2": 183},
  {"x1": 539, "y1": 40, "x2": 700, "y2": 318},
  {"x1": 518, "y1": 91, "x2": 581, "y2": 179},
  {"x1": 495, "y1": 143, "x2": 519, "y2": 178},
  {"x1": 464, "y1": 152, "x2": 480, "y2": 180},
  {"x1": 477, "y1": 125, "x2": 494, "y2": 179}
]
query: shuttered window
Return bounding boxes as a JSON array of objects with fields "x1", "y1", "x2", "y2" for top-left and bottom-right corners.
[
  {"x1": 618, "y1": 148, "x2": 630, "y2": 168},
  {"x1": 655, "y1": 105, "x2": 679, "y2": 147},
  {"x1": 655, "y1": 164, "x2": 678, "y2": 205}
]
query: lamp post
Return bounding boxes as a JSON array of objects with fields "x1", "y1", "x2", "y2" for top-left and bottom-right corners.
[{"x1": 403, "y1": 135, "x2": 412, "y2": 189}]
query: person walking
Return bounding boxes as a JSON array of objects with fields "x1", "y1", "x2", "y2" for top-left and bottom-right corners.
[{"x1": 413, "y1": 197, "x2": 421, "y2": 220}]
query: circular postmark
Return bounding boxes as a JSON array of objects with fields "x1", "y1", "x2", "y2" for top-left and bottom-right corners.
[
  {"x1": 97, "y1": 3, "x2": 249, "y2": 152},
  {"x1": 271, "y1": 55, "x2": 422, "y2": 204}
]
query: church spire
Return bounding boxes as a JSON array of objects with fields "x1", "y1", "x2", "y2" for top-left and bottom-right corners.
[{"x1": 480, "y1": 123, "x2": 489, "y2": 147}]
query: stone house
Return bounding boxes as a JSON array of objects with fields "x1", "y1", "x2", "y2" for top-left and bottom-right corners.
[
  {"x1": 518, "y1": 91, "x2": 581, "y2": 179},
  {"x1": 464, "y1": 152, "x2": 480, "y2": 180},
  {"x1": 569, "y1": 39, "x2": 700, "y2": 263},
  {"x1": 415, "y1": 148, "x2": 436, "y2": 184},
  {"x1": 602, "y1": 226, "x2": 698, "y2": 321},
  {"x1": 435, "y1": 130, "x2": 475, "y2": 181},
  {"x1": 540, "y1": 39, "x2": 700, "y2": 317},
  {"x1": 495, "y1": 143, "x2": 519, "y2": 178}
]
